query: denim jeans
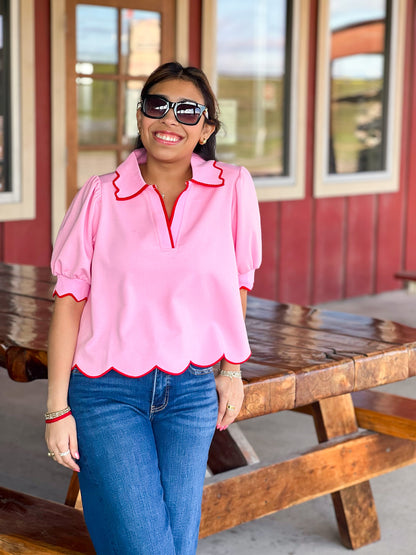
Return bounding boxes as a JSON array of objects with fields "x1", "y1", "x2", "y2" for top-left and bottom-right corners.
[{"x1": 68, "y1": 365, "x2": 218, "y2": 555}]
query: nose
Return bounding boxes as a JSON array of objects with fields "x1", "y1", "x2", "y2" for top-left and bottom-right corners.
[{"x1": 162, "y1": 106, "x2": 177, "y2": 123}]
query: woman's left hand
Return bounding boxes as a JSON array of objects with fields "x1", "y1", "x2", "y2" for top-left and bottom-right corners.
[{"x1": 215, "y1": 366, "x2": 244, "y2": 430}]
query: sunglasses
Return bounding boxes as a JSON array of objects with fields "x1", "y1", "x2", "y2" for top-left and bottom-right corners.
[{"x1": 138, "y1": 94, "x2": 209, "y2": 126}]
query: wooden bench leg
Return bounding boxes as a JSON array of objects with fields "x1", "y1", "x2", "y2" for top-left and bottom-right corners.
[
  {"x1": 208, "y1": 424, "x2": 259, "y2": 474},
  {"x1": 311, "y1": 394, "x2": 381, "y2": 549},
  {"x1": 65, "y1": 471, "x2": 82, "y2": 509}
]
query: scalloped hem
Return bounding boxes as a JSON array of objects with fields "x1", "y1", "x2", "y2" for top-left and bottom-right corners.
[
  {"x1": 53, "y1": 290, "x2": 88, "y2": 302},
  {"x1": 72, "y1": 352, "x2": 251, "y2": 379}
]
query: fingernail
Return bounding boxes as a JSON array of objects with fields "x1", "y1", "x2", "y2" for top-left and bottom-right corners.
[{"x1": 74, "y1": 452, "x2": 80, "y2": 459}]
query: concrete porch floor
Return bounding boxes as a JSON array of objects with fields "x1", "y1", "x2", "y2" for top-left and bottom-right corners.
[{"x1": 1, "y1": 290, "x2": 415, "y2": 554}]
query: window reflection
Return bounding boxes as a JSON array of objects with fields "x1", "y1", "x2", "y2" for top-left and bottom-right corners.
[
  {"x1": 329, "y1": 0, "x2": 390, "y2": 174},
  {"x1": 76, "y1": 5, "x2": 118, "y2": 74},
  {"x1": 77, "y1": 79, "x2": 117, "y2": 145},
  {"x1": 216, "y1": 0, "x2": 290, "y2": 176},
  {"x1": 121, "y1": 10, "x2": 160, "y2": 76}
]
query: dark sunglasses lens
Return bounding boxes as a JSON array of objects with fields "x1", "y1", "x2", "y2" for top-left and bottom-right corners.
[
  {"x1": 175, "y1": 102, "x2": 203, "y2": 125},
  {"x1": 143, "y1": 96, "x2": 168, "y2": 119}
]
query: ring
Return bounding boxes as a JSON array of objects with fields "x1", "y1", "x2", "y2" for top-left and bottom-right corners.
[
  {"x1": 47, "y1": 451, "x2": 55, "y2": 457},
  {"x1": 227, "y1": 404, "x2": 236, "y2": 411},
  {"x1": 59, "y1": 449, "x2": 71, "y2": 457}
]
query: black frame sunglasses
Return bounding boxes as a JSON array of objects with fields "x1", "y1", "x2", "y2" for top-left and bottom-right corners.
[{"x1": 138, "y1": 94, "x2": 209, "y2": 126}]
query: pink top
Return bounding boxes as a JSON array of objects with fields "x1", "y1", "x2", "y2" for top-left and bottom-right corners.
[{"x1": 51, "y1": 149, "x2": 262, "y2": 377}]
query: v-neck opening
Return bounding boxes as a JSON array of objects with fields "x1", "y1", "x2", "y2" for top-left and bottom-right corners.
[{"x1": 150, "y1": 183, "x2": 190, "y2": 249}]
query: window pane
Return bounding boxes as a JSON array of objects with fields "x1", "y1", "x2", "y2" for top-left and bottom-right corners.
[
  {"x1": 77, "y1": 79, "x2": 117, "y2": 145},
  {"x1": 216, "y1": 0, "x2": 290, "y2": 176},
  {"x1": 124, "y1": 79, "x2": 144, "y2": 147},
  {"x1": 77, "y1": 151, "x2": 117, "y2": 189},
  {"x1": 76, "y1": 5, "x2": 118, "y2": 74},
  {"x1": 329, "y1": 0, "x2": 389, "y2": 174},
  {"x1": 121, "y1": 10, "x2": 161, "y2": 76}
]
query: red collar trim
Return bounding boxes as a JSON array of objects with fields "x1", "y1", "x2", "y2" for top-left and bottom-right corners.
[{"x1": 113, "y1": 150, "x2": 224, "y2": 201}]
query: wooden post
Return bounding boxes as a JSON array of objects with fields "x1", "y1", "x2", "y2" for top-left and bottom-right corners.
[{"x1": 310, "y1": 394, "x2": 381, "y2": 549}]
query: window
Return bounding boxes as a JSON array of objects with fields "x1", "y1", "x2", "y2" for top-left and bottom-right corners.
[
  {"x1": 203, "y1": 0, "x2": 308, "y2": 201},
  {"x1": 314, "y1": 0, "x2": 405, "y2": 197},
  {"x1": 52, "y1": 0, "x2": 182, "y2": 239},
  {"x1": 0, "y1": 0, "x2": 35, "y2": 220}
]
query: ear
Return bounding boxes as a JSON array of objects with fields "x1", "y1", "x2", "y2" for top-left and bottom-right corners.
[{"x1": 199, "y1": 122, "x2": 215, "y2": 145}]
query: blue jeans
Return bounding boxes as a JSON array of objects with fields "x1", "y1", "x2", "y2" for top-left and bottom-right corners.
[{"x1": 68, "y1": 365, "x2": 218, "y2": 555}]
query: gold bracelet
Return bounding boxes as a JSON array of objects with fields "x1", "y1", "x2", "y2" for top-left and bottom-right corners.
[
  {"x1": 44, "y1": 406, "x2": 71, "y2": 420},
  {"x1": 218, "y1": 370, "x2": 242, "y2": 379}
]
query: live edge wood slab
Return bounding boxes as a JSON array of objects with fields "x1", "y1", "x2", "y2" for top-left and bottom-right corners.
[{"x1": 1, "y1": 262, "x2": 416, "y2": 551}]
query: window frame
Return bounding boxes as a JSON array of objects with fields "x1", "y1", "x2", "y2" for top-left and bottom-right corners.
[
  {"x1": 313, "y1": 0, "x2": 406, "y2": 198},
  {"x1": 202, "y1": 0, "x2": 309, "y2": 201},
  {"x1": 0, "y1": 0, "x2": 36, "y2": 221}
]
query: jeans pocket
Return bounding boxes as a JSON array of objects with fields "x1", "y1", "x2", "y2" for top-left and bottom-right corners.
[{"x1": 188, "y1": 364, "x2": 214, "y2": 376}]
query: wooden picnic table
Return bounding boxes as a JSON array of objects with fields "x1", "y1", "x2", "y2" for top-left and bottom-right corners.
[{"x1": 1, "y1": 262, "x2": 416, "y2": 552}]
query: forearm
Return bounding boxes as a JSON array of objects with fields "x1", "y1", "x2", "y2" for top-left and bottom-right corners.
[
  {"x1": 47, "y1": 296, "x2": 85, "y2": 411},
  {"x1": 220, "y1": 288, "x2": 248, "y2": 372}
]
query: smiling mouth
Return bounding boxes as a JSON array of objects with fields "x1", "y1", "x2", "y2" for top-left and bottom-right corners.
[{"x1": 154, "y1": 132, "x2": 182, "y2": 143}]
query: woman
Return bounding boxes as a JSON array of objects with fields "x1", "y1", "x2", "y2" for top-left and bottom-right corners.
[{"x1": 45, "y1": 62, "x2": 261, "y2": 555}]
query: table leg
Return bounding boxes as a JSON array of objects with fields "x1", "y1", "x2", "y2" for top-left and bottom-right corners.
[{"x1": 310, "y1": 394, "x2": 381, "y2": 549}]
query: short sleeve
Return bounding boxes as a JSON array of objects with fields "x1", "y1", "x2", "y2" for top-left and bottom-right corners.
[
  {"x1": 51, "y1": 176, "x2": 102, "y2": 301},
  {"x1": 232, "y1": 166, "x2": 262, "y2": 290}
]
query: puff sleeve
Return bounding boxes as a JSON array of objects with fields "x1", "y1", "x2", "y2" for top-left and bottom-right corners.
[
  {"x1": 51, "y1": 176, "x2": 102, "y2": 301},
  {"x1": 232, "y1": 166, "x2": 262, "y2": 290}
]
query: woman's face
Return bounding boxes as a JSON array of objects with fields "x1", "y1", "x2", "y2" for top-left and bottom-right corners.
[{"x1": 136, "y1": 78, "x2": 215, "y2": 165}]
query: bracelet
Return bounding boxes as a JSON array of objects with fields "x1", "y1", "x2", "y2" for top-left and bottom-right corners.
[
  {"x1": 45, "y1": 406, "x2": 71, "y2": 422},
  {"x1": 219, "y1": 369, "x2": 242, "y2": 379},
  {"x1": 45, "y1": 411, "x2": 72, "y2": 424}
]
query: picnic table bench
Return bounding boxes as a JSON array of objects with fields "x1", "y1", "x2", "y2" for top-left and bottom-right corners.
[
  {"x1": 395, "y1": 270, "x2": 416, "y2": 292},
  {"x1": 1, "y1": 262, "x2": 416, "y2": 553}
]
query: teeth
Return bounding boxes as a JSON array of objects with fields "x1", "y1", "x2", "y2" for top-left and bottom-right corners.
[{"x1": 156, "y1": 133, "x2": 180, "y2": 143}]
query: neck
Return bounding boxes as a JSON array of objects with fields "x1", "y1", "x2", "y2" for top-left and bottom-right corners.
[{"x1": 140, "y1": 156, "x2": 192, "y2": 189}]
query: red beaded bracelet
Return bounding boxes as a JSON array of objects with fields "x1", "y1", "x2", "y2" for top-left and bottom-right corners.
[{"x1": 45, "y1": 411, "x2": 72, "y2": 424}]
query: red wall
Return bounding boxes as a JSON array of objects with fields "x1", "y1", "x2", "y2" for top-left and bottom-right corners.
[
  {"x1": 0, "y1": 0, "x2": 52, "y2": 266},
  {"x1": 1, "y1": 0, "x2": 416, "y2": 307}
]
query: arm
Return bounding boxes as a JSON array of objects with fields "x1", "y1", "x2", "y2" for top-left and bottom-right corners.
[
  {"x1": 215, "y1": 289, "x2": 247, "y2": 430},
  {"x1": 45, "y1": 295, "x2": 86, "y2": 471}
]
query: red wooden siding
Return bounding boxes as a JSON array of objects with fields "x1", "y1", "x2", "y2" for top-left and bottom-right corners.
[{"x1": 344, "y1": 196, "x2": 376, "y2": 298}]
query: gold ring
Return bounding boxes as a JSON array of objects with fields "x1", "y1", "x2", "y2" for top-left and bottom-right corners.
[
  {"x1": 47, "y1": 451, "x2": 55, "y2": 457},
  {"x1": 227, "y1": 404, "x2": 236, "y2": 411}
]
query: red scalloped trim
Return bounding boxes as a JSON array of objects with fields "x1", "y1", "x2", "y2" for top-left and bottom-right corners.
[
  {"x1": 190, "y1": 160, "x2": 224, "y2": 187},
  {"x1": 53, "y1": 290, "x2": 88, "y2": 303},
  {"x1": 239, "y1": 286, "x2": 252, "y2": 291},
  {"x1": 113, "y1": 170, "x2": 148, "y2": 201},
  {"x1": 71, "y1": 352, "x2": 251, "y2": 379}
]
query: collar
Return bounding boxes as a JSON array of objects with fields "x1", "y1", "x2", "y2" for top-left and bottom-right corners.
[{"x1": 113, "y1": 149, "x2": 224, "y2": 201}]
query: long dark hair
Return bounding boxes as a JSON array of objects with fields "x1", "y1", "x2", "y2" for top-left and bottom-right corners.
[{"x1": 135, "y1": 62, "x2": 221, "y2": 161}]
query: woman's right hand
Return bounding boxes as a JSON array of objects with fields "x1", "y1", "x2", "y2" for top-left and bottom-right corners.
[{"x1": 45, "y1": 415, "x2": 80, "y2": 472}]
